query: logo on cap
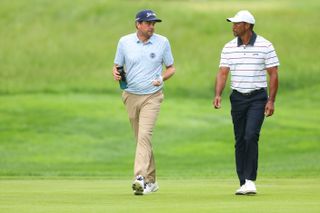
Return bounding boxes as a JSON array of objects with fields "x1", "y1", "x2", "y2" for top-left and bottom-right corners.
[
  {"x1": 135, "y1": 9, "x2": 162, "y2": 22},
  {"x1": 146, "y1": 12, "x2": 156, "y2": 18}
]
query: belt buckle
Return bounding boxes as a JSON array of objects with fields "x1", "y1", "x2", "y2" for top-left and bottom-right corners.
[{"x1": 244, "y1": 88, "x2": 263, "y2": 96}]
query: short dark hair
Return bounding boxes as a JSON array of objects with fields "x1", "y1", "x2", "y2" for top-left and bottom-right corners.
[{"x1": 250, "y1": 24, "x2": 255, "y2": 30}]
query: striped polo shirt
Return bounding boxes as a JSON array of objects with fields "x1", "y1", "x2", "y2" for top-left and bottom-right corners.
[
  {"x1": 114, "y1": 33, "x2": 174, "y2": 95},
  {"x1": 219, "y1": 32, "x2": 279, "y2": 93}
]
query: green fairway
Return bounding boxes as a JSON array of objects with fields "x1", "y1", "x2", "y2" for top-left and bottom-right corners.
[{"x1": 1, "y1": 178, "x2": 319, "y2": 213}]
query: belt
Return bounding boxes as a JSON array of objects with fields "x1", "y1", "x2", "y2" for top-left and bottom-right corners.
[{"x1": 233, "y1": 88, "x2": 266, "y2": 96}]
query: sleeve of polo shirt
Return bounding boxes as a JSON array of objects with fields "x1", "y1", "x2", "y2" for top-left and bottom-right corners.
[
  {"x1": 219, "y1": 46, "x2": 230, "y2": 68},
  {"x1": 162, "y1": 39, "x2": 174, "y2": 66},
  {"x1": 265, "y1": 44, "x2": 280, "y2": 68},
  {"x1": 114, "y1": 39, "x2": 125, "y2": 66}
]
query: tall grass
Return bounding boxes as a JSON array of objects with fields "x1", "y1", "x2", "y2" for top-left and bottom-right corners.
[{"x1": 1, "y1": 0, "x2": 320, "y2": 97}]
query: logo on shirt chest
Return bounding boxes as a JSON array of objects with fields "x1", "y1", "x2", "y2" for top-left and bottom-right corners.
[{"x1": 150, "y1": 52, "x2": 156, "y2": 59}]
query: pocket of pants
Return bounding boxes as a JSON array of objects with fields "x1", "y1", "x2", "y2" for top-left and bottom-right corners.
[
  {"x1": 230, "y1": 90, "x2": 235, "y2": 101},
  {"x1": 122, "y1": 91, "x2": 128, "y2": 104},
  {"x1": 159, "y1": 92, "x2": 164, "y2": 103},
  {"x1": 151, "y1": 90, "x2": 164, "y2": 103}
]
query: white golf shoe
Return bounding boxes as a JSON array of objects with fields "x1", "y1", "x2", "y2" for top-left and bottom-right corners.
[
  {"x1": 244, "y1": 179, "x2": 257, "y2": 195},
  {"x1": 235, "y1": 184, "x2": 246, "y2": 195},
  {"x1": 143, "y1": 182, "x2": 159, "y2": 195},
  {"x1": 132, "y1": 175, "x2": 145, "y2": 195},
  {"x1": 235, "y1": 180, "x2": 257, "y2": 195}
]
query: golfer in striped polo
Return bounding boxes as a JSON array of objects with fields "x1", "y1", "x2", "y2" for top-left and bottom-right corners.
[{"x1": 213, "y1": 10, "x2": 279, "y2": 195}]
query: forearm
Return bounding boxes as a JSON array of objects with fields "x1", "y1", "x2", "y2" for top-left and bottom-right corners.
[
  {"x1": 162, "y1": 65, "x2": 176, "y2": 81},
  {"x1": 213, "y1": 67, "x2": 229, "y2": 109},
  {"x1": 215, "y1": 68, "x2": 229, "y2": 97},
  {"x1": 267, "y1": 67, "x2": 279, "y2": 102}
]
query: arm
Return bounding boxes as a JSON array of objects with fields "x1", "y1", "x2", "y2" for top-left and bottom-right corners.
[
  {"x1": 213, "y1": 66, "x2": 230, "y2": 109},
  {"x1": 153, "y1": 39, "x2": 175, "y2": 86},
  {"x1": 113, "y1": 38, "x2": 124, "y2": 81},
  {"x1": 265, "y1": 66, "x2": 279, "y2": 117},
  {"x1": 152, "y1": 65, "x2": 176, "y2": 86},
  {"x1": 112, "y1": 64, "x2": 121, "y2": 81}
]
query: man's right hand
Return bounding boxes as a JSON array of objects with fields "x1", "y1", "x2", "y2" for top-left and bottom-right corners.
[
  {"x1": 113, "y1": 66, "x2": 121, "y2": 81},
  {"x1": 213, "y1": 67, "x2": 229, "y2": 109},
  {"x1": 213, "y1": 96, "x2": 221, "y2": 109}
]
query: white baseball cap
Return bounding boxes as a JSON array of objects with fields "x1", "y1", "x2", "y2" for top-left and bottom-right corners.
[{"x1": 227, "y1": 10, "x2": 255, "y2": 24}]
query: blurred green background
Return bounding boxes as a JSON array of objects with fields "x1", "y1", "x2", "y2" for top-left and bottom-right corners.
[{"x1": 0, "y1": 0, "x2": 320, "y2": 179}]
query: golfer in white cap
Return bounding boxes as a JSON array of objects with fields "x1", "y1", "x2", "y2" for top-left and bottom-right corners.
[{"x1": 213, "y1": 10, "x2": 280, "y2": 195}]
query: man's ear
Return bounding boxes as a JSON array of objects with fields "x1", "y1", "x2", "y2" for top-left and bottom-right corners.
[{"x1": 245, "y1": 23, "x2": 251, "y2": 30}]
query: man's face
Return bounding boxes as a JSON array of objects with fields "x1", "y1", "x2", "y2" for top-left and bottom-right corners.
[
  {"x1": 232, "y1": 22, "x2": 249, "y2": 37},
  {"x1": 137, "y1": 21, "x2": 156, "y2": 38}
]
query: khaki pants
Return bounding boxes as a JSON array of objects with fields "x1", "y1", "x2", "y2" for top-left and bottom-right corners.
[{"x1": 122, "y1": 90, "x2": 164, "y2": 183}]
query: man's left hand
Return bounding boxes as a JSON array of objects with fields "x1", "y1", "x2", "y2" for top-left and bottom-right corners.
[
  {"x1": 152, "y1": 76, "x2": 163, "y2": 86},
  {"x1": 265, "y1": 100, "x2": 275, "y2": 117}
]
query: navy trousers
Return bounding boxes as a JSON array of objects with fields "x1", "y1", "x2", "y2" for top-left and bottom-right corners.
[{"x1": 230, "y1": 89, "x2": 268, "y2": 186}]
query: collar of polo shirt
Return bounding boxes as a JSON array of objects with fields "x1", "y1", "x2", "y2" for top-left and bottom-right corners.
[
  {"x1": 135, "y1": 33, "x2": 155, "y2": 44},
  {"x1": 237, "y1": 31, "x2": 257, "y2": 46}
]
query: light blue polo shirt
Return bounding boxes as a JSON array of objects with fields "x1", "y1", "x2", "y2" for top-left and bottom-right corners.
[{"x1": 114, "y1": 33, "x2": 174, "y2": 95}]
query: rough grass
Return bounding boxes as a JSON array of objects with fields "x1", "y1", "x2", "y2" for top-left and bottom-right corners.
[
  {"x1": 0, "y1": 92, "x2": 319, "y2": 178},
  {"x1": 1, "y1": 0, "x2": 320, "y2": 96}
]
